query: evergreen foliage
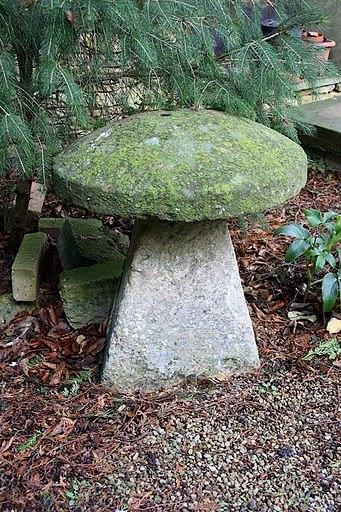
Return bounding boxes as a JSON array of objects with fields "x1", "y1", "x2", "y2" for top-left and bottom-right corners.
[{"x1": 0, "y1": 0, "x2": 336, "y2": 183}]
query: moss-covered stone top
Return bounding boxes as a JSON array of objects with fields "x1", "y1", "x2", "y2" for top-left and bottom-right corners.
[{"x1": 53, "y1": 109, "x2": 307, "y2": 221}]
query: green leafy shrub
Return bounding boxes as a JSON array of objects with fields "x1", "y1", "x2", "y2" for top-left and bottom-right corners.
[{"x1": 276, "y1": 209, "x2": 341, "y2": 312}]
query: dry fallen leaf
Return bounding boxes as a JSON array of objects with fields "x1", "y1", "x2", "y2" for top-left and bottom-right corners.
[
  {"x1": 49, "y1": 417, "x2": 76, "y2": 437},
  {"x1": 0, "y1": 436, "x2": 15, "y2": 454}
]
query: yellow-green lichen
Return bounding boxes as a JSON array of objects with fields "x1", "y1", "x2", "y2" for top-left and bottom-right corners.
[{"x1": 53, "y1": 109, "x2": 308, "y2": 221}]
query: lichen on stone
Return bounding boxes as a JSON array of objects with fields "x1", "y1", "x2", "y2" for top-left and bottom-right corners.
[{"x1": 53, "y1": 109, "x2": 308, "y2": 222}]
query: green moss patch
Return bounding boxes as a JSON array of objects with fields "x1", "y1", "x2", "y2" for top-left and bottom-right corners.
[{"x1": 54, "y1": 109, "x2": 307, "y2": 222}]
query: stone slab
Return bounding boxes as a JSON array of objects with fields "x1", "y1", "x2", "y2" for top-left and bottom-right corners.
[
  {"x1": 59, "y1": 260, "x2": 124, "y2": 329},
  {"x1": 0, "y1": 293, "x2": 34, "y2": 326},
  {"x1": 39, "y1": 217, "x2": 67, "y2": 239},
  {"x1": 103, "y1": 220, "x2": 259, "y2": 391},
  {"x1": 12, "y1": 232, "x2": 47, "y2": 302},
  {"x1": 293, "y1": 76, "x2": 341, "y2": 92},
  {"x1": 311, "y1": 85, "x2": 335, "y2": 95},
  {"x1": 301, "y1": 97, "x2": 341, "y2": 161},
  {"x1": 57, "y1": 218, "x2": 128, "y2": 270},
  {"x1": 302, "y1": 96, "x2": 341, "y2": 132}
]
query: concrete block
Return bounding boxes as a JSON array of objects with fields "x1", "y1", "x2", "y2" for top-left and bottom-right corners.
[
  {"x1": 59, "y1": 260, "x2": 124, "y2": 328},
  {"x1": 57, "y1": 218, "x2": 129, "y2": 270},
  {"x1": 39, "y1": 217, "x2": 66, "y2": 239},
  {"x1": 12, "y1": 232, "x2": 47, "y2": 302},
  {"x1": 28, "y1": 182, "x2": 46, "y2": 214}
]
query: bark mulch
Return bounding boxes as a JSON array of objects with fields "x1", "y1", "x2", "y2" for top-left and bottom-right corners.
[{"x1": 0, "y1": 169, "x2": 340, "y2": 511}]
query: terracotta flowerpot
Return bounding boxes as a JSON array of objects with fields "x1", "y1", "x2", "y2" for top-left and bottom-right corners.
[
  {"x1": 302, "y1": 31, "x2": 336, "y2": 61},
  {"x1": 315, "y1": 38, "x2": 336, "y2": 62},
  {"x1": 302, "y1": 31, "x2": 324, "y2": 43}
]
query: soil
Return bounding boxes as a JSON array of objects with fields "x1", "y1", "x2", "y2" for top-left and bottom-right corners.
[{"x1": 0, "y1": 169, "x2": 340, "y2": 512}]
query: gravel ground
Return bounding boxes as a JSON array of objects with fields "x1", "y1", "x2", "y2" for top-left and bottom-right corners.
[
  {"x1": 76, "y1": 366, "x2": 340, "y2": 512},
  {"x1": 1, "y1": 360, "x2": 340, "y2": 512},
  {"x1": 1, "y1": 170, "x2": 341, "y2": 511}
]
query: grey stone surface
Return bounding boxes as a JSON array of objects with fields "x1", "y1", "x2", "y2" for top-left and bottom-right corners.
[
  {"x1": 59, "y1": 260, "x2": 124, "y2": 329},
  {"x1": 103, "y1": 220, "x2": 259, "y2": 391},
  {"x1": 57, "y1": 218, "x2": 128, "y2": 270},
  {"x1": 0, "y1": 293, "x2": 34, "y2": 326},
  {"x1": 12, "y1": 232, "x2": 47, "y2": 302},
  {"x1": 301, "y1": 97, "x2": 341, "y2": 162},
  {"x1": 302, "y1": 96, "x2": 341, "y2": 132}
]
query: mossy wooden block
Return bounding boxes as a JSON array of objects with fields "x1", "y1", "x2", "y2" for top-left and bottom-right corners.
[
  {"x1": 59, "y1": 260, "x2": 124, "y2": 328},
  {"x1": 12, "y1": 232, "x2": 47, "y2": 302},
  {"x1": 57, "y1": 218, "x2": 128, "y2": 270}
]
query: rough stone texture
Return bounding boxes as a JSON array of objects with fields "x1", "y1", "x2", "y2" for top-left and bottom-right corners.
[
  {"x1": 103, "y1": 220, "x2": 259, "y2": 391},
  {"x1": 28, "y1": 182, "x2": 46, "y2": 214},
  {"x1": 53, "y1": 109, "x2": 307, "y2": 222},
  {"x1": 57, "y1": 218, "x2": 128, "y2": 270},
  {"x1": 59, "y1": 260, "x2": 124, "y2": 329},
  {"x1": 38, "y1": 217, "x2": 66, "y2": 239},
  {"x1": 0, "y1": 293, "x2": 34, "y2": 326},
  {"x1": 301, "y1": 96, "x2": 341, "y2": 164},
  {"x1": 12, "y1": 232, "x2": 47, "y2": 302}
]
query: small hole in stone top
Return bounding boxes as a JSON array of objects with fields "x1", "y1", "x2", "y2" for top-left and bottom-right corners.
[{"x1": 160, "y1": 112, "x2": 171, "y2": 117}]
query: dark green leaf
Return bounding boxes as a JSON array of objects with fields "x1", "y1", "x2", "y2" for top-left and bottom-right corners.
[
  {"x1": 275, "y1": 224, "x2": 310, "y2": 240},
  {"x1": 309, "y1": 248, "x2": 321, "y2": 257},
  {"x1": 324, "y1": 222, "x2": 336, "y2": 234},
  {"x1": 325, "y1": 253, "x2": 336, "y2": 268},
  {"x1": 285, "y1": 239, "x2": 310, "y2": 263},
  {"x1": 304, "y1": 209, "x2": 321, "y2": 227},
  {"x1": 336, "y1": 217, "x2": 341, "y2": 233},
  {"x1": 315, "y1": 254, "x2": 326, "y2": 272},
  {"x1": 322, "y1": 273, "x2": 338, "y2": 312},
  {"x1": 322, "y1": 211, "x2": 337, "y2": 223}
]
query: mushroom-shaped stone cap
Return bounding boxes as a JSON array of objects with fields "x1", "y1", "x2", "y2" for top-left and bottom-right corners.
[{"x1": 53, "y1": 109, "x2": 307, "y2": 221}]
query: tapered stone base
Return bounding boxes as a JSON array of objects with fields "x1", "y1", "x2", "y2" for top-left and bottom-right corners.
[{"x1": 102, "y1": 220, "x2": 259, "y2": 391}]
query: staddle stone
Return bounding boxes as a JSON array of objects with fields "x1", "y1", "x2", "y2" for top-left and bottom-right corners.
[
  {"x1": 103, "y1": 220, "x2": 259, "y2": 391},
  {"x1": 53, "y1": 108, "x2": 308, "y2": 391},
  {"x1": 53, "y1": 109, "x2": 307, "y2": 221}
]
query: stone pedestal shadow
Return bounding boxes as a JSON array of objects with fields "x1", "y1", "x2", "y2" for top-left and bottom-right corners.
[{"x1": 102, "y1": 219, "x2": 259, "y2": 391}]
